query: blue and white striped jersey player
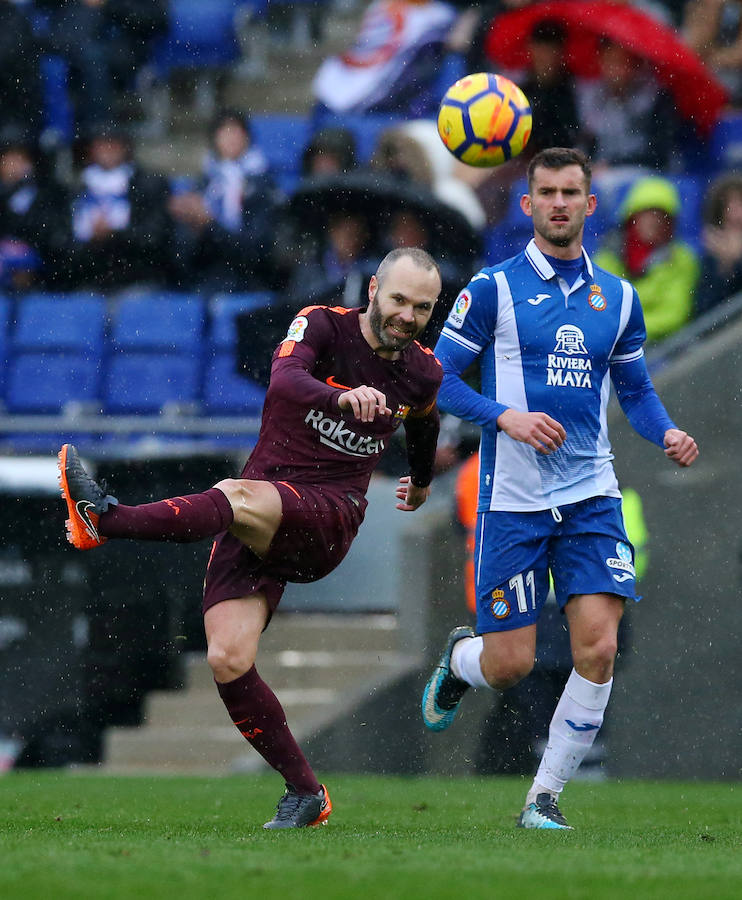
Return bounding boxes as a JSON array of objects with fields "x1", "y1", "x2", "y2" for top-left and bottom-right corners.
[{"x1": 422, "y1": 148, "x2": 698, "y2": 830}]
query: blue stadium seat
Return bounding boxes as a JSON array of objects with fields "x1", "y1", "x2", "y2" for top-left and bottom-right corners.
[
  {"x1": 204, "y1": 292, "x2": 271, "y2": 415},
  {"x1": 4, "y1": 293, "x2": 105, "y2": 414},
  {"x1": 12, "y1": 293, "x2": 106, "y2": 351},
  {"x1": 103, "y1": 354, "x2": 201, "y2": 414},
  {"x1": 202, "y1": 356, "x2": 265, "y2": 416},
  {"x1": 39, "y1": 55, "x2": 74, "y2": 146},
  {"x1": 154, "y1": 0, "x2": 245, "y2": 73},
  {"x1": 208, "y1": 292, "x2": 274, "y2": 347},
  {"x1": 106, "y1": 293, "x2": 207, "y2": 414},
  {"x1": 250, "y1": 115, "x2": 313, "y2": 180},
  {"x1": 110, "y1": 293, "x2": 206, "y2": 352},
  {"x1": 710, "y1": 112, "x2": 742, "y2": 173},
  {"x1": 5, "y1": 352, "x2": 101, "y2": 414}
]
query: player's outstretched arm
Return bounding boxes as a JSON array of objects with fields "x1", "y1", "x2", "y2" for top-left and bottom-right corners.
[
  {"x1": 395, "y1": 475, "x2": 430, "y2": 511},
  {"x1": 497, "y1": 409, "x2": 567, "y2": 454},
  {"x1": 338, "y1": 386, "x2": 392, "y2": 423},
  {"x1": 663, "y1": 428, "x2": 699, "y2": 467}
]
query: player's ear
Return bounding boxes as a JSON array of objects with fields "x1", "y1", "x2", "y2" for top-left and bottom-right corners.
[
  {"x1": 586, "y1": 193, "x2": 598, "y2": 217},
  {"x1": 368, "y1": 274, "x2": 378, "y2": 303},
  {"x1": 520, "y1": 193, "x2": 532, "y2": 217}
]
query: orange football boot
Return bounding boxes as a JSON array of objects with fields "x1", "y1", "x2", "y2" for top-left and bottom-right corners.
[{"x1": 58, "y1": 443, "x2": 117, "y2": 550}]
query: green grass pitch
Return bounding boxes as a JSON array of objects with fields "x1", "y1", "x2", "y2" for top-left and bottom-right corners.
[{"x1": 1, "y1": 773, "x2": 740, "y2": 899}]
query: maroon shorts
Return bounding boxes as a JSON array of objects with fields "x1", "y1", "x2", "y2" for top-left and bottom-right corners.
[{"x1": 202, "y1": 480, "x2": 367, "y2": 616}]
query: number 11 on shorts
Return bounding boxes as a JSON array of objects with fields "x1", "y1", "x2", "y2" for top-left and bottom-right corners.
[{"x1": 509, "y1": 570, "x2": 536, "y2": 613}]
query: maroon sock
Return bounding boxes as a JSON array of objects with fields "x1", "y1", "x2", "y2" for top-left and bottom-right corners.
[
  {"x1": 99, "y1": 487, "x2": 233, "y2": 542},
  {"x1": 217, "y1": 666, "x2": 321, "y2": 794}
]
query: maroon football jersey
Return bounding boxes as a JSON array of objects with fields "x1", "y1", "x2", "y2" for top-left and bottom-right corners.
[{"x1": 241, "y1": 305, "x2": 442, "y2": 494}]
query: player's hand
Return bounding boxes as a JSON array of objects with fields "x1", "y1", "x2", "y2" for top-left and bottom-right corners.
[
  {"x1": 338, "y1": 385, "x2": 392, "y2": 422},
  {"x1": 395, "y1": 475, "x2": 430, "y2": 511},
  {"x1": 497, "y1": 409, "x2": 566, "y2": 454},
  {"x1": 664, "y1": 428, "x2": 698, "y2": 467}
]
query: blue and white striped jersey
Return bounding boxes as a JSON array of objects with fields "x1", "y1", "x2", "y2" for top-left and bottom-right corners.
[{"x1": 435, "y1": 240, "x2": 675, "y2": 512}]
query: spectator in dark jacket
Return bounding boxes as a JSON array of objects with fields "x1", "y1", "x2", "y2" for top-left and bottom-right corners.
[
  {"x1": 64, "y1": 124, "x2": 171, "y2": 290},
  {"x1": 519, "y1": 19, "x2": 585, "y2": 156},
  {"x1": 0, "y1": 138, "x2": 70, "y2": 291},
  {"x1": 167, "y1": 109, "x2": 279, "y2": 292}
]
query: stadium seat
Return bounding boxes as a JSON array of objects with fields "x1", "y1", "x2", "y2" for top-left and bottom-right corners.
[
  {"x1": 202, "y1": 356, "x2": 266, "y2": 416},
  {"x1": 103, "y1": 353, "x2": 201, "y2": 415},
  {"x1": 710, "y1": 112, "x2": 742, "y2": 173},
  {"x1": 207, "y1": 292, "x2": 274, "y2": 348},
  {"x1": 11, "y1": 293, "x2": 107, "y2": 352},
  {"x1": 4, "y1": 294, "x2": 106, "y2": 415},
  {"x1": 39, "y1": 55, "x2": 74, "y2": 146},
  {"x1": 105, "y1": 293, "x2": 207, "y2": 414},
  {"x1": 5, "y1": 352, "x2": 101, "y2": 414},
  {"x1": 250, "y1": 114, "x2": 313, "y2": 180},
  {"x1": 204, "y1": 293, "x2": 271, "y2": 415},
  {"x1": 154, "y1": 0, "x2": 245, "y2": 73},
  {"x1": 110, "y1": 293, "x2": 206, "y2": 352}
]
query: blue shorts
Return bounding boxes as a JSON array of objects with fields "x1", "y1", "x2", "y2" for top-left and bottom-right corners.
[{"x1": 474, "y1": 496, "x2": 637, "y2": 635}]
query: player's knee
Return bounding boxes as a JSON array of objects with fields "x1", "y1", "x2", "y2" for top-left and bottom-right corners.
[
  {"x1": 212, "y1": 478, "x2": 249, "y2": 515},
  {"x1": 481, "y1": 652, "x2": 534, "y2": 690},
  {"x1": 573, "y1": 635, "x2": 618, "y2": 682},
  {"x1": 207, "y1": 637, "x2": 255, "y2": 683}
]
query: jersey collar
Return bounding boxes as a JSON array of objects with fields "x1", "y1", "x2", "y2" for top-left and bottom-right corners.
[{"x1": 525, "y1": 238, "x2": 594, "y2": 282}]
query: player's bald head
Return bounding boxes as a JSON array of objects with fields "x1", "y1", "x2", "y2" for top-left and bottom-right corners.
[{"x1": 375, "y1": 247, "x2": 441, "y2": 289}]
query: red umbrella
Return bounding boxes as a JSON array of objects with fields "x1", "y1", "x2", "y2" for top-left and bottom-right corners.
[{"x1": 484, "y1": 0, "x2": 727, "y2": 137}]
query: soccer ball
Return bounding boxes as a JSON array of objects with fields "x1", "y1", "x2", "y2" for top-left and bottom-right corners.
[{"x1": 437, "y1": 72, "x2": 532, "y2": 168}]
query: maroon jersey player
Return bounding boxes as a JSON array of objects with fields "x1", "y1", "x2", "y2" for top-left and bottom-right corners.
[{"x1": 58, "y1": 247, "x2": 443, "y2": 829}]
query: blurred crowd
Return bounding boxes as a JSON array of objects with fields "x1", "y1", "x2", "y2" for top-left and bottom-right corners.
[{"x1": 3, "y1": 0, "x2": 742, "y2": 344}]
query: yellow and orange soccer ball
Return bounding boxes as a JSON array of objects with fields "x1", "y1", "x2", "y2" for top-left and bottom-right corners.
[{"x1": 437, "y1": 72, "x2": 532, "y2": 167}]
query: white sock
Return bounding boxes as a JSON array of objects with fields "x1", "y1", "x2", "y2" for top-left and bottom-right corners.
[
  {"x1": 450, "y1": 636, "x2": 491, "y2": 689},
  {"x1": 527, "y1": 668, "x2": 613, "y2": 803}
]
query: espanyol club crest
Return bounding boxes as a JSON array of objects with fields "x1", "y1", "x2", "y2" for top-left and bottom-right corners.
[
  {"x1": 490, "y1": 588, "x2": 510, "y2": 619},
  {"x1": 588, "y1": 284, "x2": 607, "y2": 311}
]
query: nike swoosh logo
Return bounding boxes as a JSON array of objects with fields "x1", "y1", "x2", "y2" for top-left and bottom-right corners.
[
  {"x1": 326, "y1": 375, "x2": 351, "y2": 390},
  {"x1": 76, "y1": 500, "x2": 99, "y2": 541},
  {"x1": 422, "y1": 681, "x2": 448, "y2": 724},
  {"x1": 527, "y1": 293, "x2": 551, "y2": 306},
  {"x1": 565, "y1": 720, "x2": 599, "y2": 732}
]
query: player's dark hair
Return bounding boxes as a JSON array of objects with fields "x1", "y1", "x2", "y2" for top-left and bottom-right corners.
[
  {"x1": 527, "y1": 147, "x2": 592, "y2": 191},
  {"x1": 375, "y1": 247, "x2": 440, "y2": 287}
]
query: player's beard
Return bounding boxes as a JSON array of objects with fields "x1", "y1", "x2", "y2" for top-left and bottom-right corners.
[{"x1": 367, "y1": 298, "x2": 417, "y2": 351}]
